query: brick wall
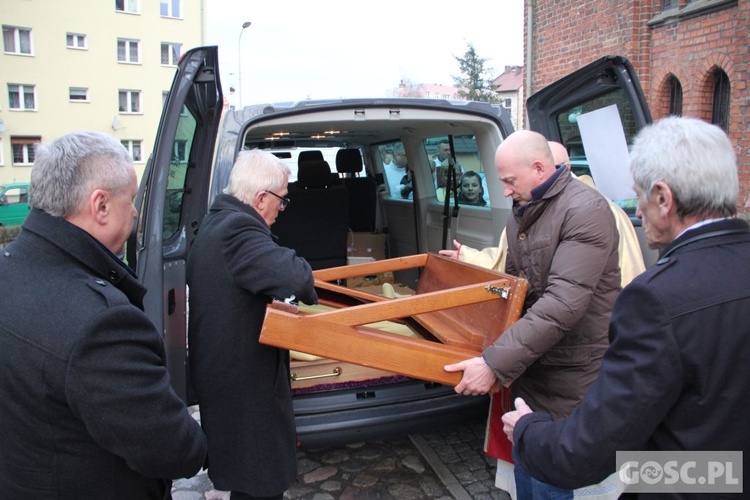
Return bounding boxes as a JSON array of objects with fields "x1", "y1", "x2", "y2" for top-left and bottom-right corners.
[
  {"x1": 528, "y1": 0, "x2": 749, "y2": 214},
  {"x1": 525, "y1": 0, "x2": 652, "y2": 94},
  {"x1": 649, "y1": 3, "x2": 749, "y2": 213}
]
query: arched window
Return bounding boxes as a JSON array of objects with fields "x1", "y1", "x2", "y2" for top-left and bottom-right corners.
[
  {"x1": 711, "y1": 70, "x2": 730, "y2": 132},
  {"x1": 668, "y1": 75, "x2": 683, "y2": 116}
]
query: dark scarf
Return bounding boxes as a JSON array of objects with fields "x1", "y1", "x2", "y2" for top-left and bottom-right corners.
[{"x1": 516, "y1": 163, "x2": 567, "y2": 217}]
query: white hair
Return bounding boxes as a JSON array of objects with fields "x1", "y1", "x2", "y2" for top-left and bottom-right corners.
[
  {"x1": 30, "y1": 131, "x2": 133, "y2": 217},
  {"x1": 224, "y1": 149, "x2": 291, "y2": 205},
  {"x1": 629, "y1": 116, "x2": 738, "y2": 218}
]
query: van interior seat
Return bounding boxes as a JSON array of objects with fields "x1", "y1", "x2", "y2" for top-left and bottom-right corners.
[
  {"x1": 296, "y1": 149, "x2": 339, "y2": 186},
  {"x1": 297, "y1": 149, "x2": 324, "y2": 167},
  {"x1": 335, "y1": 148, "x2": 377, "y2": 232},
  {"x1": 297, "y1": 160, "x2": 335, "y2": 188},
  {"x1": 272, "y1": 160, "x2": 349, "y2": 270}
]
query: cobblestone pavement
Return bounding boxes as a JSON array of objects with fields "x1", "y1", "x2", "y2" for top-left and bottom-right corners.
[{"x1": 172, "y1": 407, "x2": 511, "y2": 500}]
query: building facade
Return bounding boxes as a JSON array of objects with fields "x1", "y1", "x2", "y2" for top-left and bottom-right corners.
[
  {"x1": 526, "y1": 0, "x2": 749, "y2": 214},
  {"x1": 0, "y1": 0, "x2": 204, "y2": 185},
  {"x1": 389, "y1": 76, "x2": 526, "y2": 133},
  {"x1": 492, "y1": 65, "x2": 525, "y2": 131},
  {"x1": 388, "y1": 80, "x2": 467, "y2": 100}
]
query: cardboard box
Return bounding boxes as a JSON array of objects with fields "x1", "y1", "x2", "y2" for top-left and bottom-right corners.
[
  {"x1": 347, "y1": 232, "x2": 387, "y2": 260},
  {"x1": 346, "y1": 233, "x2": 389, "y2": 287},
  {"x1": 347, "y1": 256, "x2": 375, "y2": 266}
]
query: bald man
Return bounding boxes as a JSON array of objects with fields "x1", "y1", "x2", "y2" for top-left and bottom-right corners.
[
  {"x1": 441, "y1": 141, "x2": 645, "y2": 286},
  {"x1": 444, "y1": 131, "x2": 621, "y2": 499},
  {"x1": 546, "y1": 140, "x2": 570, "y2": 169}
]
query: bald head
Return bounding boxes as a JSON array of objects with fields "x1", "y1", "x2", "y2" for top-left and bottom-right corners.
[
  {"x1": 495, "y1": 130, "x2": 555, "y2": 169},
  {"x1": 495, "y1": 130, "x2": 557, "y2": 206},
  {"x1": 548, "y1": 141, "x2": 571, "y2": 169}
]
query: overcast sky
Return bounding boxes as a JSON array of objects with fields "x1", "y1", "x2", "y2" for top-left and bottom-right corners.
[{"x1": 204, "y1": 0, "x2": 524, "y2": 105}]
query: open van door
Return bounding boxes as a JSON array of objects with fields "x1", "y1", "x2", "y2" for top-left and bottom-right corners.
[
  {"x1": 128, "y1": 46, "x2": 224, "y2": 402},
  {"x1": 525, "y1": 55, "x2": 657, "y2": 265},
  {"x1": 526, "y1": 55, "x2": 651, "y2": 142}
]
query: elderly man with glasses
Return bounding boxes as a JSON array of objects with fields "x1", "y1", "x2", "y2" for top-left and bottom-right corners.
[{"x1": 186, "y1": 149, "x2": 317, "y2": 500}]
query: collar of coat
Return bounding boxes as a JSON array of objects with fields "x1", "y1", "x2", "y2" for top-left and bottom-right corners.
[
  {"x1": 19, "y1": 208, "x2": 146, "y2": 308},
  {"x1": 210, "y1": 193, "x2": 266, "y2": 223},
  {"x1": 657, "y1": 217, "x2": 750, "y2": 264},
  {"x1": 208, "y1": 193, "x2": 279, "y2": 241},
  {"x1": 513, "y1": 164, "x2": 570, "y2": 225}
]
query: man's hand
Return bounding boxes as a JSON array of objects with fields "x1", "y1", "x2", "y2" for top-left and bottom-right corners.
[
  {"x1": 444, "y1": 356, "x2": 498, "y2": 395},
  {"x1": 438, "y1": 239, "x2": 462, "y2": 260},
  {"x1": 501, "y1": 397, "x2": 533, "y2": 443}
]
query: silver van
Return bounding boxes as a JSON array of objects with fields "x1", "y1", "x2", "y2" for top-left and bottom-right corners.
[{"x1": 130, "y1": 46, "x2": 653, "y2": 447}]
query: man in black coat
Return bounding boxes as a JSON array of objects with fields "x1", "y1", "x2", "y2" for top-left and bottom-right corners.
[
  {"x1": 187, "y1": 149, "x2": 318, "y2": 499},
  {"x1": 0, "y1": 131, "x2": 207, "y2": 499},
  {"x1": 502, "y1": 117, "x2": 750, "y2": 498}
]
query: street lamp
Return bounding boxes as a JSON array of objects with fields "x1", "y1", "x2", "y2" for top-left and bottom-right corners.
[{"x1": 238, "y1": 21, "x2": 252, "y2": 107}]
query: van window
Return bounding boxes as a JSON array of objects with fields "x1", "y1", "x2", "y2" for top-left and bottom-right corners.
[
  {"x1": 380, "y1": 142, "x2": 412, "y2": 199},
  {"x1": 423, "y1": 135, "x2": 489, "y2": 208},
  {"x1": 556, "y1": 88, "x2": 638, "y2": 213},
  {"x1": 163, "y1": 108, "x2": 197, "y2": 238},
  {"x1": 0, "y1": 186, "x2": 28, "y2": 205}
]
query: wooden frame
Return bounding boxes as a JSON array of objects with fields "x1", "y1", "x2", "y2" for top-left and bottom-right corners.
[{"x1": 259, "y1": 253, "x2": 527, "y2": 386}]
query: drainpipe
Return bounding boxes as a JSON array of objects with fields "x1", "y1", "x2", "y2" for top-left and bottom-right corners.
[{"x1": 525, "y1": 0, "x2": 534, "y2": 129}]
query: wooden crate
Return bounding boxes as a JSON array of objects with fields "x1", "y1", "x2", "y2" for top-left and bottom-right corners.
[{"x1": 260, "y1": 253, "x2": 528, "y2": 386}]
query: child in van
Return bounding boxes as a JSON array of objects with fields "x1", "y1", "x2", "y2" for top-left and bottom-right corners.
[{"x1": 457, "y1": 171, "x2": 487, "y2": 206}]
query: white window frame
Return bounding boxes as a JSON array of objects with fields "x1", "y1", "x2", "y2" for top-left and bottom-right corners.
[
  {"x1": 11, "y1": 137, "x2": 39, "y2": 166},
  {"x1": 3, "y1": 25, "x2": 33, "y2": 55},
  {"x1": 69, "y1": 87, "x2": 89, "y2": 102},
  {"x1": 160, "y1": 0, "x2": 182, "y2": 18},
  {"x1": 8, "y1": 84, "x2": 36, "y2": 111},
  {"x1": 0, "y1": 139, "x2": 4, "y2": 166},
  {"x1": 115, "y1": 0, "x2": 139, "y2": 14},
  {"x1": 117, "y1": 38, "x2": 140, "y2": 64},
  {"x1": 66, "y1": 32, "x2": 87, "y2": 50},
  {"x1": 118, "y1": 90, "x2": 141, "y2": 114},
  {"x1": 121, "y1": 139, "x2": 143, "y2": 162},
  {"x1": 160, "y1": 42, "x2": 181, "y2": 66}
]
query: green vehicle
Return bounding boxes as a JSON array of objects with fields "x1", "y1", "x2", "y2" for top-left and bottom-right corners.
[{"x1": 0, "y1": 183, "x2": 31, "y2": 226}]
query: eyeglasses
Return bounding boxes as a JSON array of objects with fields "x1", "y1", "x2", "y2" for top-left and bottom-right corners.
[{"x1": 266, "y1": 190, "x2": 290, "y2": 209}]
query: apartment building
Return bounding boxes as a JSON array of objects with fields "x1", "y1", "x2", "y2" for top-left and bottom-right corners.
[{"x1": 0, "y1": 0, "x2": 204, "y2": 185}]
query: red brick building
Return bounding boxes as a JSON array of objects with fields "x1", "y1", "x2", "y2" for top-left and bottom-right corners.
[{"x1": 526, "y1": 0, "x2": 749, "y2": 214}]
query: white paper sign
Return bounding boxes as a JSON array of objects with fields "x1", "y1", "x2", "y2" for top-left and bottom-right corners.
[{"x1": 576, "y1": 104, "x2": 636, "y2": 201}]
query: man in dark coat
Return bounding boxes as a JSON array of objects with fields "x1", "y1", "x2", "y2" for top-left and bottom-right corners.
[
  {"x1": 503, "y1": 116, "x2": 750, "y2": 498},
  {"x1": 0, "y1": 131, "x2": 207, "y2": 499},
  {"x1": 187, "y1": 149, "x2": 318, "y2": 499}
]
